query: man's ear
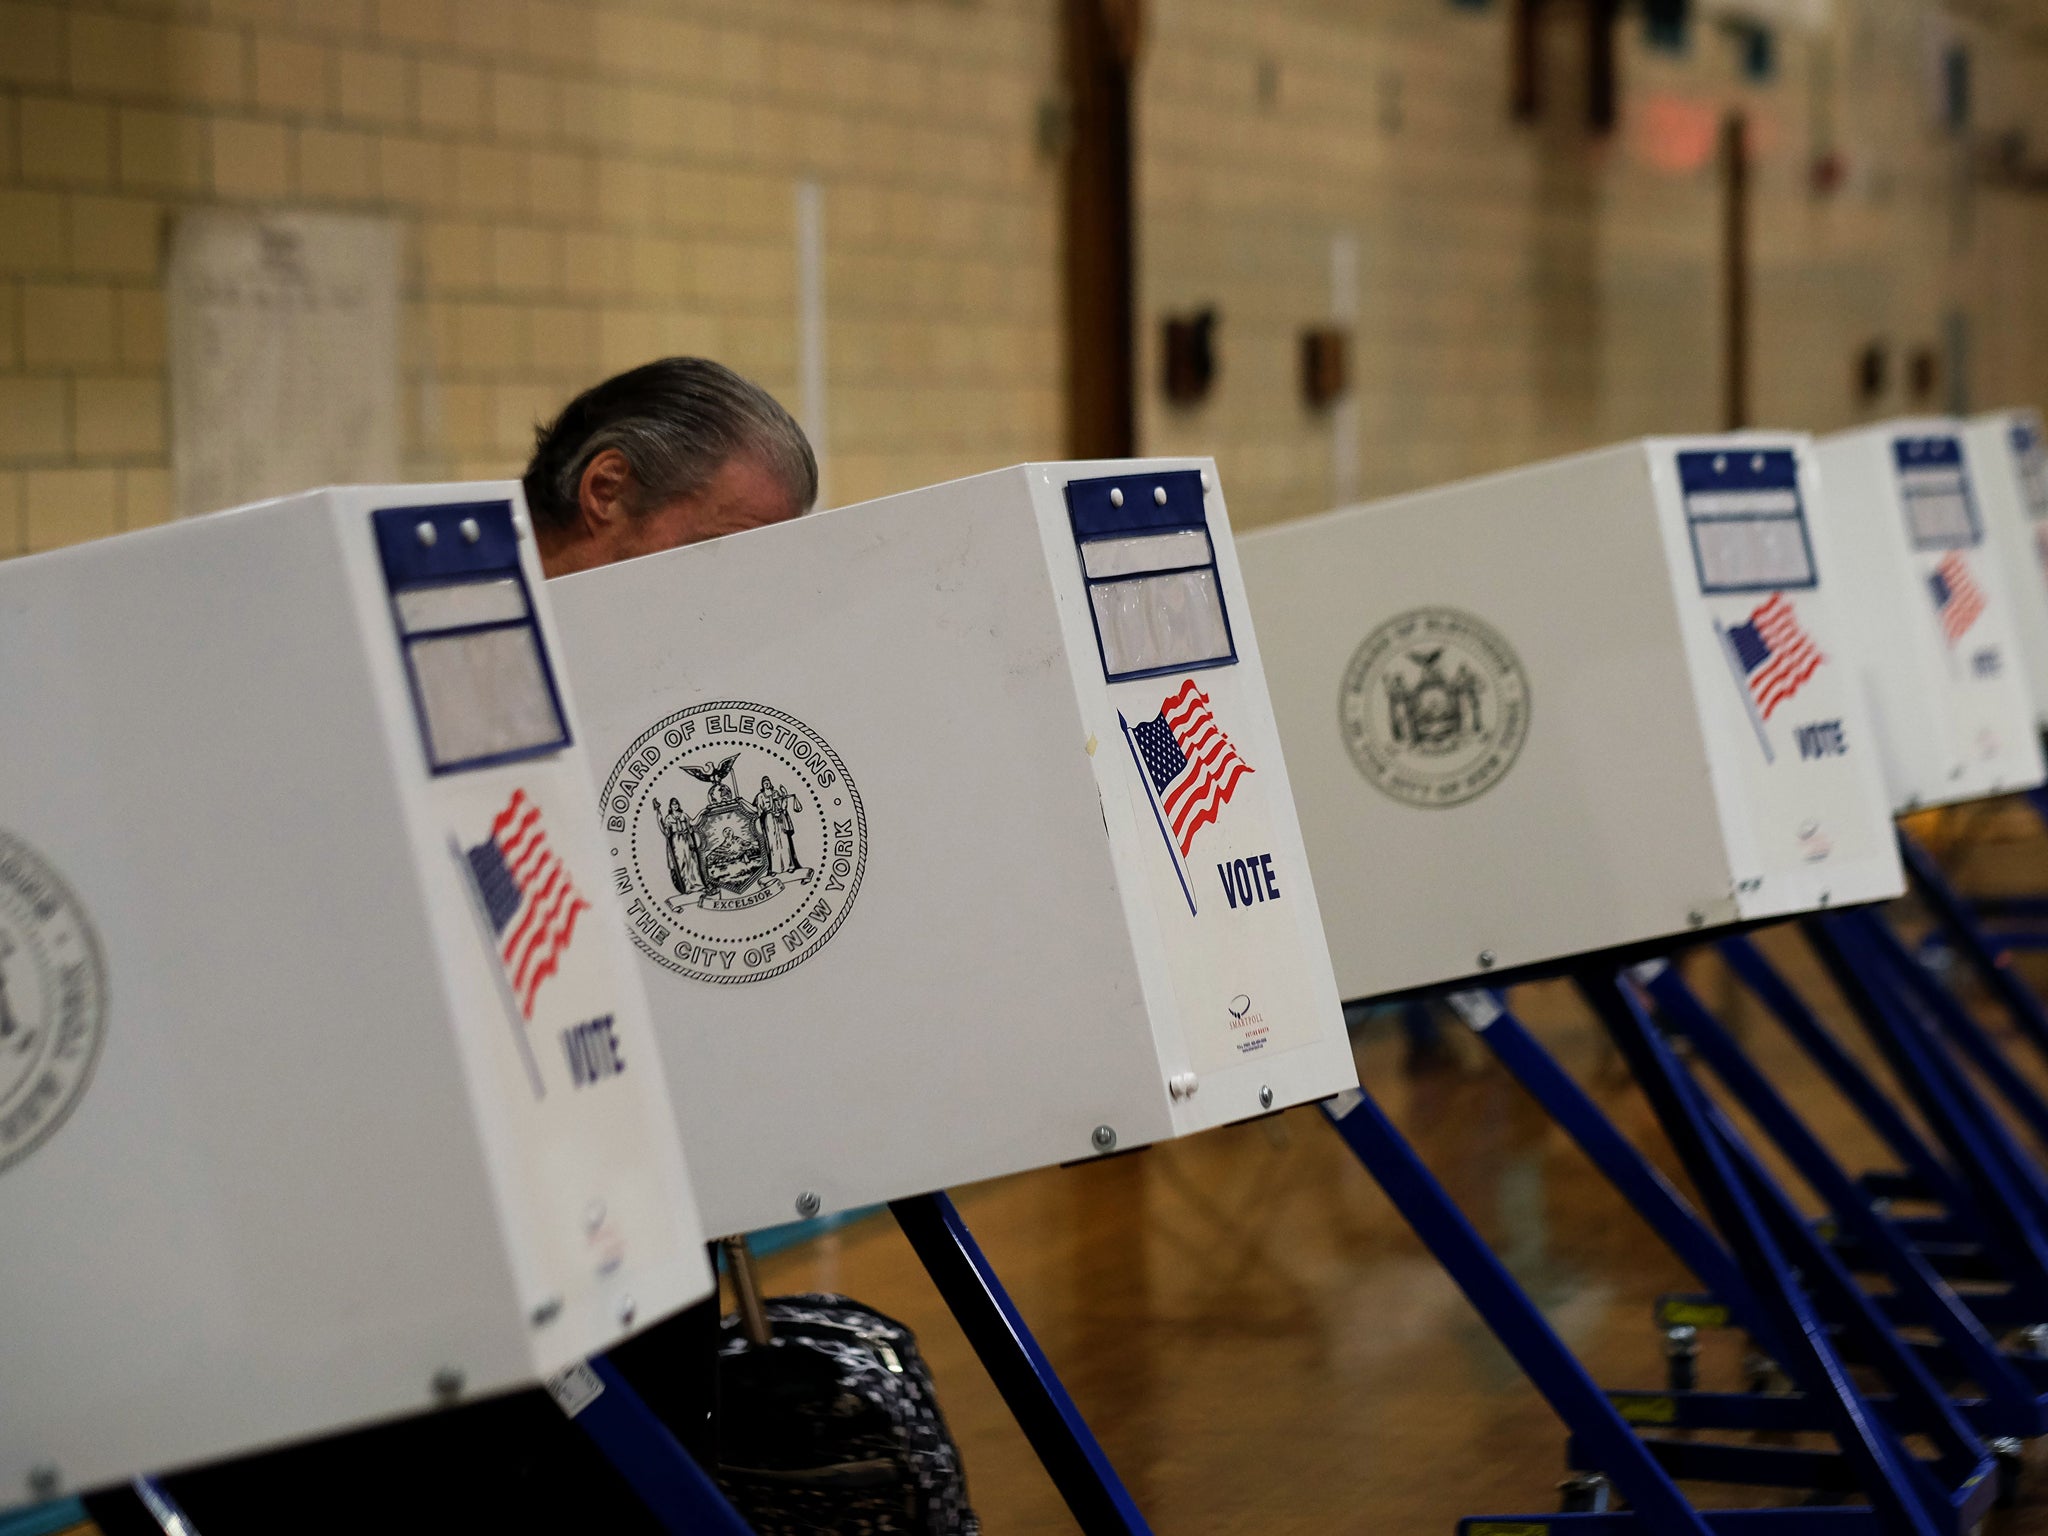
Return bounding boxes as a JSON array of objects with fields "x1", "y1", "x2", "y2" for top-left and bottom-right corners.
[{"x1": 576, "y1": 448, "x2": 637, "y2": 535}]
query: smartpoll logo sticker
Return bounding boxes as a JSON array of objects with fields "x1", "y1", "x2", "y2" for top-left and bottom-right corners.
[
  {"x1": 604, "y1": 702, "x2": 867, "y2": 985},
  {"x1": 1224, "y1": 992, "x2": 1272, "y2": 1056},
  {"x1": 0, "y1": 830, "x2": 107, "y2": 1179}
]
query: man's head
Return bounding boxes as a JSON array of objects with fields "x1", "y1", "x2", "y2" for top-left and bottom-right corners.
[{"x1": 523, "y1": 358, "x2": 817, "y2": 578}]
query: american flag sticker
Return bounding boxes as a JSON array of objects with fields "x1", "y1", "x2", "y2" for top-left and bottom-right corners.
[
  {"x1": 1724, "y1": 593, "x2": 1823, "y2": 722},
  {"x1": 1132, "y1": 680, "x2": 1253, "y2": 855},
  {"x1": 1123, "y1": 680, "x2": 1254, "y2": 917},
  {"x1": 1929, "y1": 551, "x2": 1986, "y2": 646},
  {"x1": 466, "y1": 788, "x2": 592, "y2": 1021}
]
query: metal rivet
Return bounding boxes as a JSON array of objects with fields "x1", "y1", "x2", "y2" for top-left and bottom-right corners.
[
  {"x1": 584, "y1": 1199, "x2": 607, "y2": 1234},
  {"x1": 26, "y1": 1465, "x2": 60, "y2": 1501},
  {"x1": 1258, "y1": 1085, "x2": 1274, "y2": 1110},
  {"x1": 1750, "y1": 453, "x2": 1765, "y2": 471},
  {"x1": 415, "y1": 520, "x2": 438, "y2": 547},
  {"x1": 1686, "y1": 910, "x2": 1705, "y2": 928},
  {"x1": 1477, "y1": 950, "x2": 1497, "y2": 969},
  {"x1": 1713, "y1": 454, "x2": 1728, "y2": 473},
  {"x1": 1153, "y1": 485, "x2": 1167, "y2": 505},
  {"x1": 431, "y1": 1367, "x2": 465, "y2": 1404},
  {"x1": 795, "y1": 1190, "x2": 822, "y2": 1218},
  {"x1": 459, "y1": 516, "x2": 481, "y2": 544},
  {"x1": 618, "y1": 1295, "x2": 637, "y2": 1328},
  {"x1": 530, "y1": 1297, "x2": 563, "y2": 1328},
  {"x1": 1090, "y1": 1124, "x2": 1117, "y2": 1152},
  {"x1": 1109, "y1": 487, "x2": 1124, "y2": 508}
]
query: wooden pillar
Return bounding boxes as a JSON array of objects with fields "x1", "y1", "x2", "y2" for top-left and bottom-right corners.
[
  {"x1": 1722, "y1": 111, "x2": 1751, "y2": 430},
  {"x1": 1512, "y1": 0, "x2": 1544, "y2": 122},
  {"x1": 1587, "y1": 0, "x2": 1621, "y2": 133},
  {"x1": 1062, "y1": 0, "x2": 1141, "y2": 460}
]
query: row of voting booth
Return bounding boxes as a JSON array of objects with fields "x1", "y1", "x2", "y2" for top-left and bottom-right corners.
[{"x1": 7, "y1": 404, "x2": 2048, "y2": 1534}]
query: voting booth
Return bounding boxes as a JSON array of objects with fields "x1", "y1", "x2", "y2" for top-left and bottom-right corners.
[
  {"x1": 1236, "y1": 434, "x2": 1903, "y2": 1001},
  {"x1": 1238, "y1": 440, "x2": 2010, "y2": 1533},
  {"x1": 549, "y1": 459, "x2": 1356, "y2": 1238},
  {"x1": 1814, "y1": 418, "x2": 2045, "y2": 811},
  {"x1": 0, "y1": 485, "x2": 710, "y2": 1508},
  {"x1": 1965, "y1": 408, "x2": 2048, "y2": 729}
]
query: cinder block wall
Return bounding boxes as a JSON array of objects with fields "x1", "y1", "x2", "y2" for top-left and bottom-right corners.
[
  {"x1": 1138, "y1": 0, "x2": 2048, "y2": 528},
  {"x1": 0, "y1": 0, "x2": 1063, "y2": 554},
  {"x1": 4, "y1": 0, "x2": 2048, "y2": 553}
]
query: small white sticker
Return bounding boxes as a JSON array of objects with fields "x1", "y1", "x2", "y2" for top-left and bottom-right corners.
[
  {"x1": 546, "y1": 1359, "x2": 606, "y2": 1418},
  {"x1": 1325, "y1": 1087, "x2": 1366, "y2": 1122},
  {"x1": 1627, "y1": 959, "x2": 1670, "y2": 986},
  {"x1": 1446, "y1": 990, "x2": 1502, "y2": 1031}
]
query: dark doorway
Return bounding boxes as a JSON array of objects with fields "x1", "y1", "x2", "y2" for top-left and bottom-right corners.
[
  {"x1": 1062, "y1": 0, "x2": 1141, "y2": 459},
  {"x1": 1722, "y1": 111, "x2": 1751, "y2": 430}
]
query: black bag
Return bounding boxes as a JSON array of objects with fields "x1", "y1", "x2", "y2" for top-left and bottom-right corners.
[{"x1": 713, "y1": 1239, "x2": 979, "y2": 1536}]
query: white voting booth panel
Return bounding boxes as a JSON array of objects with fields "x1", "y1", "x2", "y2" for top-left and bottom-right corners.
[
  {"x1": 1238, "y1": 435, "x2": 1904, "y2": 1001},
  {"x1": 1964, "y1": 408, "x2": 2048, "y2": 729},
  {"x1": 1815, "y1": 418, "x2": 2046, "y2": 810},
  {"x1": 0, "y1": 485, "x2": 709, "y2": 1507},
  {"x1": 550, "y1": 459, "x2": 1355, "y2": 1237}
]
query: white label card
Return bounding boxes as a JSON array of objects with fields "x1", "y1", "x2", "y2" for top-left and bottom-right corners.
[
  {"x1": 1446, "y1": 990, "x2": 1502, "y2": 1031},
  {"x1": 546, "y1": 1360, "x2": 607, "y2": 1418}
]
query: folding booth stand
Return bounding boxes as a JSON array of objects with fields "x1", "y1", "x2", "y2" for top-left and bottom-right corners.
[
  {"x1": 0, "y1": 486, "x2": 746, "y2": 1536},
  {"x1": 550, "y1": 459, "x2": 1360, "y2": 1535},
  {"x1": 1243, "y1": 435, "x2": 2010, "y2": 1532}
]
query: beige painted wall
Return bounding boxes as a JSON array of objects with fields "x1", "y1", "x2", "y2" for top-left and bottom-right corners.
[
  {"x1": 0, "y1": 0, "x2": 1062, "y2": 554},
  {"x1": 3, "y1": 0, "x2": 2048, "y2": 553},
  {"x1": 1138, "y1": 0, "x2": 2048, "y2": 528}
]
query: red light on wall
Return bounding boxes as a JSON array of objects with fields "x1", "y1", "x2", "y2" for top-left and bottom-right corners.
[{"x1": 1634, "y1": 93, "x2": 1722, "y2": 174}]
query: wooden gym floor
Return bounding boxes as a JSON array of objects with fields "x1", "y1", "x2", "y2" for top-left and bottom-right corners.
[{"x1": 746, "y1": 904, "x2": 2048, "y2": 1531}]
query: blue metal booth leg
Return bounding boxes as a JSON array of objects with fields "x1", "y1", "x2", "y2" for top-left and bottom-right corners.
[
  {"x1": 1715, "y1": 935, "x2": 1975, "y2": 1217},
  {"x1": 1574, "y1": 968, "x2": 1980, "y2": 1536},
  {"x1": 1899, "y1": 825, "x2": 2048, "y2": 1068},
  {"x1": 1806, "y1": 913, "x2": 2048, "y2": 1297},
  {"x1": 559, "y1": 1354, "x2": 758, "y2": 1536},
  {"x1": 1633, "y1": 958, "x2": 2047, "y2": 1438},
  {"x1": 129, "y1": 1478, "x2": 201, "y2": 1536},
  {"x1": 1359, "y1": 980, "x2": 1999, "y2": 1529},
  {"x1": 1318, "y1": 1084, "x2": 1718, "y2": 1534},
  {"x1": 889, "y1": 1191, "x2": 1154, "y2": 1536}
]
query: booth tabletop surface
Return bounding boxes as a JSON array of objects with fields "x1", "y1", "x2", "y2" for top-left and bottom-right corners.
[{"x1": 59, "y1": 803, "x2": 2048, "y2": 1533}]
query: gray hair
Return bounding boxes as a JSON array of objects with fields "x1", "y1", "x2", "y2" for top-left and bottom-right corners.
[{"x1": 522, "y1": 357, "x2": 817, "y2": 529}]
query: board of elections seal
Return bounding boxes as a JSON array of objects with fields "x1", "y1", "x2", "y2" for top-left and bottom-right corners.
[
  {"x1": 603, "y1": 702, "x2": 866, "y2": 985},
  {"x1": 0, "y1": 829, "x2": 107, "y2": 1178},
  {"x1": 1339, "y1": 607, "x2": 1530, "y2": 809}
]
